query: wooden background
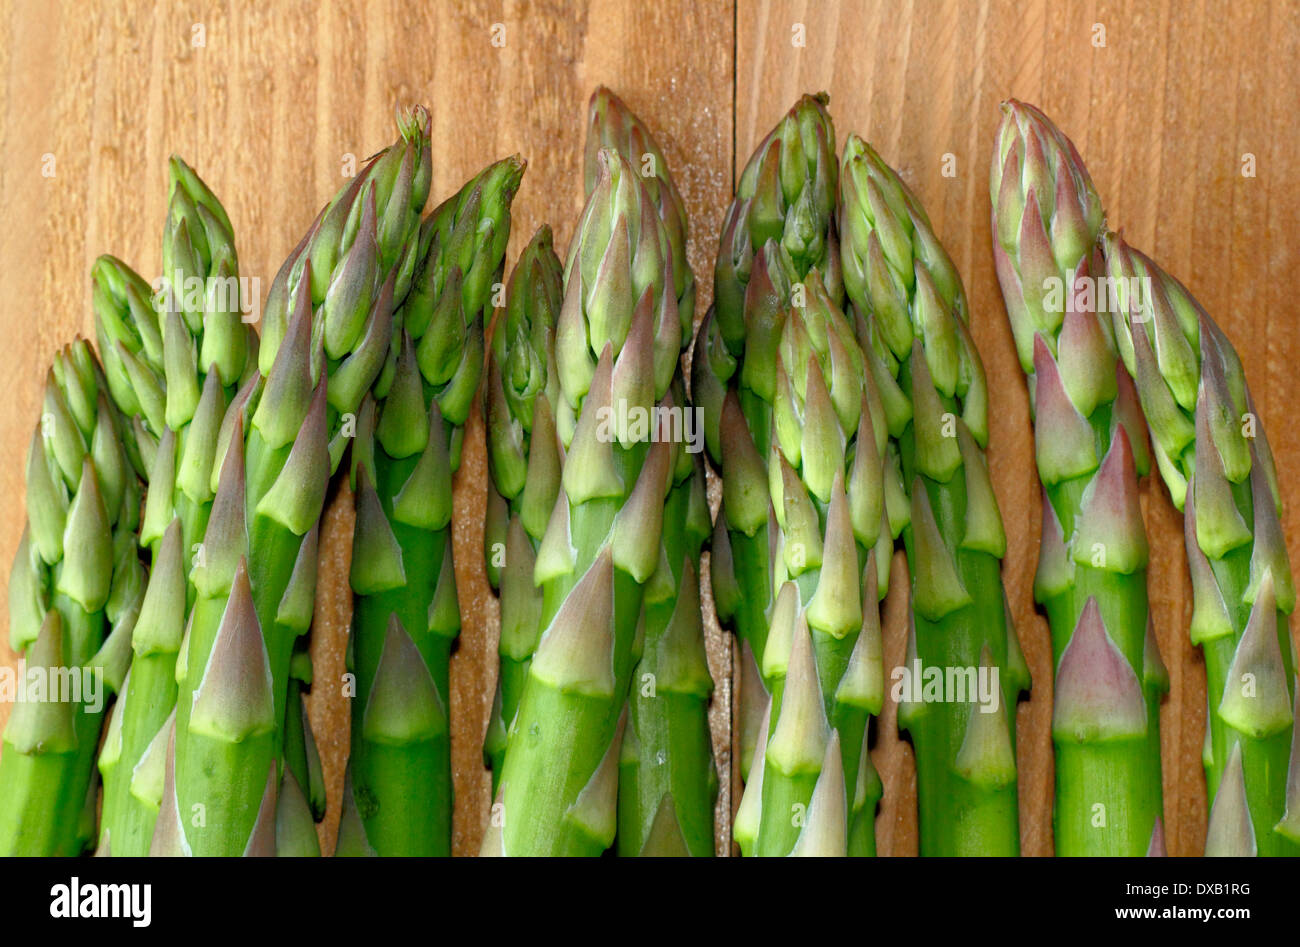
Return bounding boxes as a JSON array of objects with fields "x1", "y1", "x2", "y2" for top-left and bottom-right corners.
[{"x1": 0, "y1": 0, "x2": 1296, "y2": 856}]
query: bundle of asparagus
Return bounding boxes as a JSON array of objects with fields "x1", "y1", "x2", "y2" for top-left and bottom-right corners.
[
  {"x1": 93, "y1": 160, "x2": 264, "y2": 857},
  {"x1": 152, "y1": 108, "x2": 431, "y2": 856},
  {"x1": 5, "y1": 83, "x2": 1297, "y2": 862},
  {"x1": 0, "y1": 340, "x2": 144, "y2": 855}
]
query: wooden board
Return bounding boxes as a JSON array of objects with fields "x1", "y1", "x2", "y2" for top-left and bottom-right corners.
[{"x1": 1, "y1": 0, "x2": 1296, "y2": 857}]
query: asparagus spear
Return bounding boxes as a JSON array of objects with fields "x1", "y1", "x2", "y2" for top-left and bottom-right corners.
[
  {"x1": 155, "y1": 110, "x2": 430, "y2": 856},
  {"x1": 691, "y1": 94, "x2": 840, "y2": 781},
  {"x1": 485, "y1": 148, "x2": 682, "y2": 856},
  {"x1": 732, "y1": 269, "x2": 891, "y2": 857},
  {"x1": 583, "y1": 87, "x2": 716, "y2": 856},
  {"x1": 0, "y1": 340, "x2": 145, "y2": 855},
  {"x1": 839, "y1": 136, "x2": 1029, "y2": 855},
  {"x1": 348, "y1": 154, "x2": 523, "y2": 855},
  {"x1": 95, "y1": 158, "x2": 258, "y2": 481},
  {"x1": 95, "y1": 518, "x2": 185, "y2": 856},
  {"x1": 586, "y1": 87, "x2": 696, "y2": 332},
  {"x1": 617, "y1": 443, "x2": 716, "y2": 856},
  {"x1": 990, "y1": 101, "x2": 1166, "y2": 855},
  {"x1": 483, "y1": 226, "x2": 564, "y2": 787},
  {"x1": 90, "y1": 256, "x2": 165, "y2": 476},
  {"x1": 1104, "y1": 232, "x2": 1299, "y2": 856},
  {"x1": 258, "y1": 106, "x2": 431, "y2": 468},
  {"x1": 96, "y1": 160, "x2": 257, "y2": 856}
]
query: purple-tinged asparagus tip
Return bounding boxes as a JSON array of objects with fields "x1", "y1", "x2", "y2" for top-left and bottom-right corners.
[
  {"x1": 529, "y1": 546, "x2": 617, "y2": 695},
  {"x1": 242, "y1": 763, "x2": 279, "y2": 857},
  {"x1": 1146, "y1": 816, "x2": 1168, "y2": 856},
  {"x1": 362, "y1": 614, "x2": 446, "y2": 745},
  {"x1": 1031, "y1": 334, "x2": 1097, "y2": 485},
  {"x1": 1052, "y1": 597, "x2": 1147, "y2": 741},
  {"x1": 1204, "y1": 743, "x2": 1257, "y2": 856},
  {"x1": 1071, "y1": 424, "x2": 1149, "y2": 574},
  {"x1": 1218, "y1": 571, "x2": 1293, "y2": 738},
  {"x1": 189, "y1": 558, "x2": 275, "y2": 743}
]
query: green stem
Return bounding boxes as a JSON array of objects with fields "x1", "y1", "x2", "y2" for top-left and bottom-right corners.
[
  {"x1": 617, "y1": 468, "x2": 715, "y2": 856},
  {"x1": 349, "y1": 497, "x2": 454, "y2": 857},
  {"x1": 1201, "y1": 506, "x2": 1299, "y2": 855},
  {"x1": 901, "y1": 487, "x2": 1021, "y2": 856},
  {"x1": 498, "y1": 446, "x2": 650, "y2": 856}
]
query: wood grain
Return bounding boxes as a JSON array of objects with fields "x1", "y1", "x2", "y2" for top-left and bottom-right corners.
[
  {"x1": 2, "y1": 0, "x2": 1297, "y2": 858},
  {"x1": 735, "y1": 0, "x2": 1300, "y2": 856}
]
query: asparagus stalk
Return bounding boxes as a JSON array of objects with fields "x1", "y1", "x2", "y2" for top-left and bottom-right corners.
[
  {"x1": 95, "y1": 518, "x2": 184, "y2": 856},
  {"x1": 277, "y1": 641, "x2": 325, "y2": 853},
  {"x1": 155, "y1": 110, "x2": 430, "y2": 856},
  {"x1": 483, "y1": 226, "x2": 564, "y2": 787},
  {"x1": 0, "y1": 340, "x2": 145, "y2": 855},
  {"x1": 284, "y1": 640, "x2": 326, "y2": 821},
  {"x1": 583, "y1": 87, "x2": 716, "y2": 857},
  {"x1": 990, "y1": 101, "x2": 1166, "y2": 855},
  {"x1": 152, "y1": 286, "x2": 320, "y2": 855},
  {"x1": 691, "y1": 94, "x2": 840, "y2": 781},
  {"x1": 95, "y1": 160, "x2": 257, "y2": 856},
  {"x1": 143, "y1": 157, "x2": 257, "y2": 556},
  {"x1": 839, "y1": 136, "x2": 1029, "y2": 855},
  {"x1": 348, "y1": 154, "x2": 523, "y2": 855},
  {"x1": 1104, "y1": 232, "x2": 1299, "y2": 856},
  {"x1": 617, "y1": 443, "x2": 715, "y2": 856},
  {"x1": 732, "y1": 269, "x2": 891, "y2": 857},
  {"x1": 485, "y1": 148, "x2": 682, "y2": 856}
]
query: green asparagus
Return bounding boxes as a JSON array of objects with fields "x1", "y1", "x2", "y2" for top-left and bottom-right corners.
[
  {"x1": 96, "y1": 518, "x2": 185, "y2": 856},
  {"x1": 0, "y1": 340, "x2": 145, "y2": 855},
  {"x1": 616, "y1": 447, "x2": 715, "y2": 856},
  {"x1": 90, "y1": 256, "x2": 164, "y2": 476},
  {"x1": 348, "y1": 154, "x2": 523, "y2": 855},
  {"x1": 485, "y1": 147, "x2": 682, "y2": 856},
  {"x1": 274, "y1": 638, "x2": 325, "y2": 854},
  {"x1": 691, "y1": 93, "x2": 841, "y2": 783},
  {"x1": 156, "y1": 110, "x2": 430, "y2": 855},
  {"x1": 990, "y1": 100, "x2": 1166, "y2": 855},
  {"x1": 96, "y1": 159, "x2": 257, "y2": 856},
  {"x1": 1104, "y1": 232, "x2": 1299, "y2": 856},
  {"x1": 483, "y1": 225, "x2": 564, "y2": 787},
  {"x1": 586, "y1": 86, "x2": 696, "y2": 332},
  {"x1": 583, "y1": 87, "x2": 716, "y2": 857},
  {"x1": 840, "y1": 135, "x2": 1029, "y2": 855},
  {"x1": 152, "y1": 287, "x2": 324, "y2": 855},
  {"x1": 284, "y1": 640, "x2": 326, "y2": 822},
  {"x1": 731, "y1": 269, "x2": 891, "y2": 857}
]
